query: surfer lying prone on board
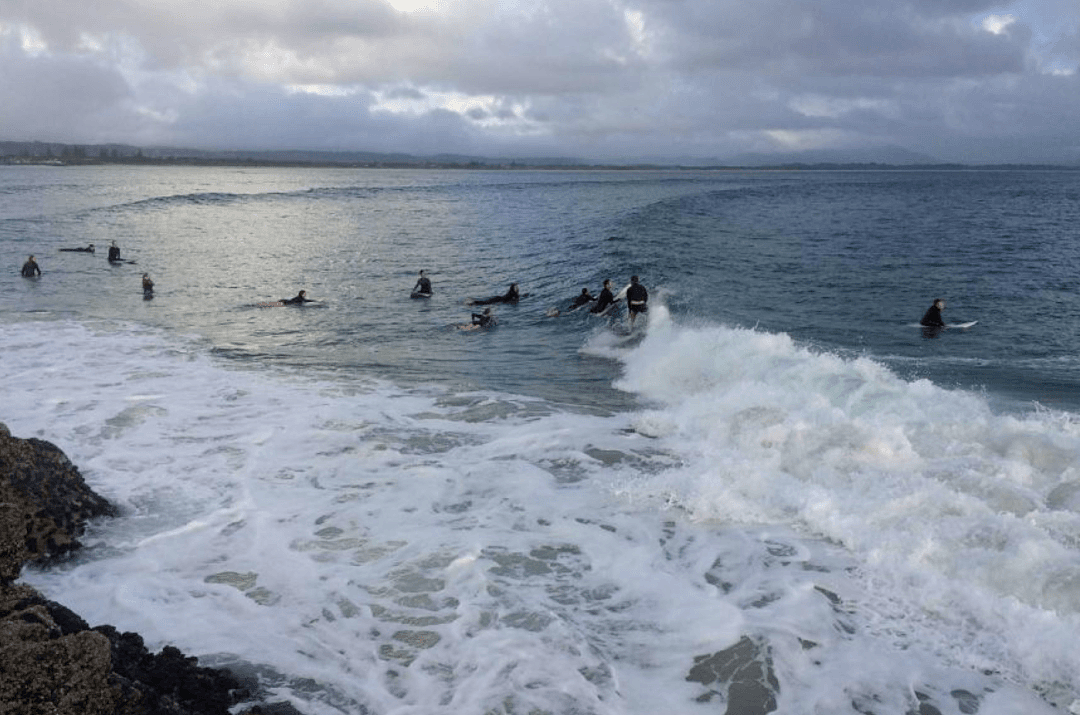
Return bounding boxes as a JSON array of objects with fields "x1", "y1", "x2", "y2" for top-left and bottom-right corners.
[
  {"x1": 469, "y1": 283, "x2": 520, "y2": 305},
  {"x1": 282, "y1": 290, "x2": 315, "y2": 305}
]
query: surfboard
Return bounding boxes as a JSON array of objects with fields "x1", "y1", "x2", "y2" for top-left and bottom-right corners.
[
  {"x1": 411, "y1": 291, "x2": 433, "y2": 299},
  {"x1": 950, "y1": 321, "x2": 977, "y2": 329}
]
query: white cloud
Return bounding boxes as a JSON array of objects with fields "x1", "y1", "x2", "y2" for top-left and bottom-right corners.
[{"x1": 0, "y1": 0, "x2": 1078, "y2": 162}]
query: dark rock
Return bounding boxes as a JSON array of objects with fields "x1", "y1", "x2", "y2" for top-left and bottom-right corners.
[
  {"x1": 0, "y1": 422, "x2": 118, "y2": 583},
  {"x1": 0, "y1": 423, "x2": 275, "y2": 715}
]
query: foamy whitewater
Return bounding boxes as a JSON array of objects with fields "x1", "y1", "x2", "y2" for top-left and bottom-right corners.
[{"x1": 4, "y1": 166, "x2": 1080, "y2": 714}]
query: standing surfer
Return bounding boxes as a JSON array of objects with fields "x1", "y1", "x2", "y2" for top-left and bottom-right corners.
[{"x1": 625, "y1": 275, "x2": 648, "y2": 327}]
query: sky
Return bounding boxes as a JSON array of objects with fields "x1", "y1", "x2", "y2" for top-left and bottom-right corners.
[{"x1": 1, "y1": 0, "x2": 1078, "y2": 163}]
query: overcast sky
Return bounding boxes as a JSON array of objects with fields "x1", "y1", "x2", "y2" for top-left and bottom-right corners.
[{"x1": 1, "y1": 0, "x2": 1078, "y2": 163}]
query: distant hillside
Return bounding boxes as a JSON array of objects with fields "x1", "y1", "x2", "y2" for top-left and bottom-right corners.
[
  {"x1": 0, "y1": 140, "x2": 585, "y2": 168},
  {"x1": 716, "y1": 145, "x2": 941, "y2": 167}
]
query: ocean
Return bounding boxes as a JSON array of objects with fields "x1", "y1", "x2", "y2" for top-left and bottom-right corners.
[{"x1": 3, "y1": 165, "x2": 1080, "y2": 714}]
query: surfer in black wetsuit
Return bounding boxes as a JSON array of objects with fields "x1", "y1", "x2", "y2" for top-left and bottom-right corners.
[
  {"x1": 472, "y1": 283, "x2": 520, "y2": 305},
  {"x1": 568, "y1": 288, "x2": 595, "y2": 311},
  {"x1": 21, "y1": 255, "x2": 41, "y2": 277},
  {"x1": 471, "y1": 308, "x2": 497, "y2": 328},
  {"x1": 625, "y1": 275, "x2": 648, "y2": 327},
  {"x1": 282, "y1": 290, "x2": 314, "y2": 305},
  {"x1": 142, "y1": 273, "x2": 154, "y2": 297},
  {"x1": 920, "y1": 298, "x2": 946, "y2": 327},
  {"x1": 413, "y1": 270, "x2": 432, "y2": 295},
  {"x1": 108, "y1": 242, "x2": 121, "y2": 262},
  {"x1": 590, "y1": 280, "x2": 615, "y2": 314},
  {"x1": 59, "y1": 244, "x2": 95, "y2": 253}
]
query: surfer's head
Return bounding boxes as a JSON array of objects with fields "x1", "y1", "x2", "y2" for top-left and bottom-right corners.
[
  {"x1": 298, "y1": 290, "x2": 306, "y2": 298},
  {"x1": 631, "y1": 275, "x2": 639, "y2": 284},
  {"x1": 934, "y1": 298, "x2": 945, "y2": 309}
]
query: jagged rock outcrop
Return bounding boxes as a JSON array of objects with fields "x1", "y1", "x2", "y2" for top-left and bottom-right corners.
[{"x1": 0, "y1": 423, "x2": 265, "y2": 715}]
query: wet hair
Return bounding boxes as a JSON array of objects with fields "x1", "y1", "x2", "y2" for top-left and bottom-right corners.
[{"x1": 631, "y1": 275, "x2": 639, "y2": 283}]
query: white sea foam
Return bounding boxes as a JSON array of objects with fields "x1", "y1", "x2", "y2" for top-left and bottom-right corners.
[{"x1": 5, "y1": 318, "x2": 1076, "y2": 714}]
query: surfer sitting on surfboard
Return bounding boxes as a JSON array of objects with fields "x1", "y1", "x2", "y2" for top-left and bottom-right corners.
[
  {"x1": 142, "y1": 273, "x2": 154, "y2": 296},
  {"x1": 920, "y1": 298, "x2": 946, "y2": 327},
  {"x1": 590, "y1": 280, "x2": 616, "y2": 314},
  {"x1": 412, "y1": 270, "x2": 432, "y2": 296},
  {"x1": 108, "y1": 241, "x2": 122, "y2": 262},
  {"x1": 282, "y1": 290, "x2": 314, "y2": 305}
]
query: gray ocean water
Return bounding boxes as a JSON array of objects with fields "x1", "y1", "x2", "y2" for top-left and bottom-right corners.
[
  {"x1": 4, "y1": 165, "x2": 1080, "y2": 715},
  {"x1": 5, "y1": 166, "x2": 1079, "y2": 411}
]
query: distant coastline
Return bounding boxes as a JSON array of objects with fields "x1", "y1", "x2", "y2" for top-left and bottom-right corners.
[{"x1": 2, "y1": 139, "x2": 1079, "y2": 172}]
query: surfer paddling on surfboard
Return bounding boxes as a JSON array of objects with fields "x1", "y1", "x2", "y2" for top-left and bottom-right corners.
[
  {"x1": 282, "y1": 290, "x2": 315, "y2": 305},
  {"x1": 469, "y1": 283, "x2": 520, "y2": 305}
]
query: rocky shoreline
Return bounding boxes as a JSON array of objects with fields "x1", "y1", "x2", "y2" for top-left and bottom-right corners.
[{"x1": 0, "y1": 422, "x2": 300, "y2": 715}]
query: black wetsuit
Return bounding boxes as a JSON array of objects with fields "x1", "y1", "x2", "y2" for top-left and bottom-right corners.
[
  {"x1": 590, "y1": 288, "x2": 615, "y2": 314},
  {"x1": 108, "y1": 246, "x2": 121, "y2": 262},
  {"x1": 626, "y1": 283, "x2": 648, "y2": 314},
  {"x1": 142, "y1": 278, "x2": 154, "y2": 295},
  {"x1": 60, "y1": 246, "x2": 95, "y2": 253},
  {"x1": 920, "y1": 304, "x2": 945, "y2": 327},
  {"x1": 569, "y1": 291, "x2": 594, "y2": 310},
  {"x1": 472, "y1": 312, "x2": 497, "y2": 328},
  {"x1": 473, "y1": 285, "x2": 519, "y2": 305},
  {"x1": 282, "y1": 294, "x2": 313, "y2": 305},
  {"x1": 414, "y1": 277, "x2": 432, "y2": 294},
  {"x1": 21, "y1": 260, "x2": 41, "y2": 277}
]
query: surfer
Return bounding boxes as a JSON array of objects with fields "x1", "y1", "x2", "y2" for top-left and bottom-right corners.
[
  {"x1": 920, "y1": 298, "x2": 946, "y2": 327},
  {"x1": 470, "y1": 283, "x2": 520, "y2": 305},
  {"x1": 625, "y1": 275, "x2": 648, "y2": 327},
  {"x1": 568, "y1": 288, "x2": 595, "y2": 311},
  {"x1": 282, "y1": 290, "x2": 314, "y2": 305},
  {"x1": 412, "y1": 270, "x2": 433, "y2": 296},
  {"x1": 59, "y1": 244, "x2": 95, "y2": 253},
  {"x1": 107, "y1": 241, "x2": 121, "y2": 262},
  {"x1": 21, "y1": 255, "x2": 41, "y2": 277},
  {"x1": 590, "y1": 280, "x2": 616, "y2": 314},
  {"x1": 471, "y1": 308, "x2": 497, "y2": 328},
  {"x1": 142, "y1": 273, "x2": 154, "y2": 297}
]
